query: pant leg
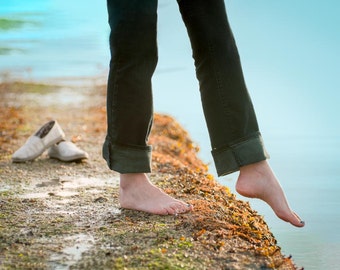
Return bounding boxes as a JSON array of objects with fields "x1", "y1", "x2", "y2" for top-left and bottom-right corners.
[
  {"x1": 177, "y1": 0, "x2": 269, "y2": 176},
  {"x1": 103, "y1": 0, "x2": 158, "y2": 173}
]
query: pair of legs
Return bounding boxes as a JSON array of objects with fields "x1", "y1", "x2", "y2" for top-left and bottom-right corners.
[{"x1": 103, "y1": 0, "x2": 304, "y2": 227}]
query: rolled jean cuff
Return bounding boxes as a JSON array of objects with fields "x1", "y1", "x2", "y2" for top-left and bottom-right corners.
[
  {"x1": 212, "y1": 133, "x2": 270, "y2": 177},
  {"x1": 103, "y1": 139, "x2": 152, "y2": 174}
]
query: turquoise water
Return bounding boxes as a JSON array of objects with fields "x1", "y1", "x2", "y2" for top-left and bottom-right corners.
[
  {"x1": 0, "y1": 0, "x2": 109, "y2": 80},
  {"x1": 1, "y1": 1, "x2": 340, "y2": 269}
]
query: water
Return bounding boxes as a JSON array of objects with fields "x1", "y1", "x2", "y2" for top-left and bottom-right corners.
[
  {"x1": 0, "y1": 0, "x2": 109, "y2": 80},
  {"x1": 1, "y1": 1, "x2": 340, "y2": 269}
]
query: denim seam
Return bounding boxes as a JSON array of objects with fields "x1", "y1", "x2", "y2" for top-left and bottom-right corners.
[
  {"x1": 105, "y1": 140, "x2": 152, "y2": 173},
  {"x1": 230, "y1": 132, "x2": 261, "y2": 148},
  {"x1": 208, "y1": 37, "x2": 234, "y2": 138},
  {"x1": 109, "y1": 21, "x2": 123, "y2": 141},
  {"x1": 231, "y1": 148, "x2": 241, "y2": 165},
  {"x1": 212, "y1": 133, "x2": 268, "y2": 176},
  {"x1": 114, "y1": 144, "x2": 152, "y2": 152},
  {"x1": 211, "y1": 131, "x2": 261, "y2": 154}
]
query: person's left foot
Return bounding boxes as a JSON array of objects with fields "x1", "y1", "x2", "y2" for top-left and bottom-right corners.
[{"x1": 119, "y1": 173, "x2": 193, "y2": 215}]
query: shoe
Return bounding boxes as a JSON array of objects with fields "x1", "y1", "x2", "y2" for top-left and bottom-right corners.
[
  {"x1": 12, "y1": 120, "x2": 65, "y2": 162},
  {"x1": 48, "y1": 141, "x2": 89, "y2": 162}
]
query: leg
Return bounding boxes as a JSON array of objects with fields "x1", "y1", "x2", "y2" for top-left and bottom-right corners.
[
  {"x1": 178, "y1": 0, "x2": 304, "y2": 227},
  {"x1": 103, "y1": 0, "x2": 157, "y2": 173},
  {"x1": 104, "y1": 0, "x2": 192, "y2": 215},
  {"x1": 178, "y1": 0, "x2": 268, "y2": 176}
]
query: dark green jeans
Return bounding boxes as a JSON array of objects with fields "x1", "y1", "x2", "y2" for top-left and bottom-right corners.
[{"x1": 103, "y1": 0, "x2": 269, "y2": 176}]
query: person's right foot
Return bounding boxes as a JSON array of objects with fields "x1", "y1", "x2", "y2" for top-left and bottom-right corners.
[{"x1": 236, "y1": 161, "x2": 305, "y2": 227}]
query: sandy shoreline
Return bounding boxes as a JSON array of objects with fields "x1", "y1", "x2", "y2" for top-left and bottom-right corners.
[{"x1": 0, "y1": 81, "x2": 302, "y2": 269}]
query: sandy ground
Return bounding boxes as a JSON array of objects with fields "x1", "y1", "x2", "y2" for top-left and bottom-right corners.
[{"x1": 0, "y1": 81, "x2": 302, "y2": 269}]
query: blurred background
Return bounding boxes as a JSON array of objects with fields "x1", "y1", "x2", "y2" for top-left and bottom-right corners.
[{"x1": 1, "y1": 0, "x2": 340, "y2": 268}]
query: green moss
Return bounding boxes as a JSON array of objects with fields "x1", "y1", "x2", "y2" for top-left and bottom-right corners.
[
  {"x1": 109, "y1": 248, "x2": 199, "y2": 270},
  {"x1": 2, "y1": 251, "x2": 47, "y2": 270}
]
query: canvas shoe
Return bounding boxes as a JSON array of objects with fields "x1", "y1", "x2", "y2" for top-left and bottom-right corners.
[
  {"x1": 12, "y1": 120, "x2": 65, "y2": 162},
  {"x1": 48, "y1": 141, "x2": 89, "y2": 162}
]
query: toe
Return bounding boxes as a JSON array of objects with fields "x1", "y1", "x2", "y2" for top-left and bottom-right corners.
[
  {"x1": 291, "y1": 212, "x2": 305, "y2": 227},
  {"x1": 172, "y1": 202, "x2": 192, "y2": 214},
  {"x1": 180, "y1": 203, "x2": 193, "y2": 213}
]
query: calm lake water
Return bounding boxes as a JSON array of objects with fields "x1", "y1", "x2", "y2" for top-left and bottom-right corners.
[{"x1": 1, "y1": 1, "x2": 340, "y2": 269}]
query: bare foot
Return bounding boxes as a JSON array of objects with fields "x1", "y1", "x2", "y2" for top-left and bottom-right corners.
[
  {"x1": 119, "y1": 173, "x2": 193, "y2": 215},
  {"x1": 235, "y1": 160, "x2": 305, "y2": 227}
]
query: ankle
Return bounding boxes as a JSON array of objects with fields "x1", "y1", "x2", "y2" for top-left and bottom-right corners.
[
  {"x1": 120, "y1": 173, "x2": 147, "y2": 189},
  {"x1": 236, "y1": 160, "x2": 271, "y2": 197},
  {"x1": 240, "y1": 160, "x2": 267, "y2": 174},
  {"x1": 235, "y1": 175, "x2": 256, "y2": 198}
]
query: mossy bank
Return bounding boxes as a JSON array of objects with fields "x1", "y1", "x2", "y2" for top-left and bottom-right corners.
[{"x1": 0, "y1": 81, "x2": 302, "y2": 269}]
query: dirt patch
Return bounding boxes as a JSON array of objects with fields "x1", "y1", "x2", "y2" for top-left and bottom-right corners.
[{"x1": 0, "y1": 81, "x2": 302, "y2": 269}]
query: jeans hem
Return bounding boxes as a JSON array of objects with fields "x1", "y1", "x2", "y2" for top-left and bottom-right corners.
[
  {"x1": 103, "y1": 139, "x2": 152, "y2": 174},
  {"x1": 212, "y1": 133, "x2": 270, "y2": 176}
]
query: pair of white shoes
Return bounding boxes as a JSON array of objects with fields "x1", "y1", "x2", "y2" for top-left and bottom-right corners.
[{"x1": 12, "y1": 120, "x2": 89, "y2": 163}]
